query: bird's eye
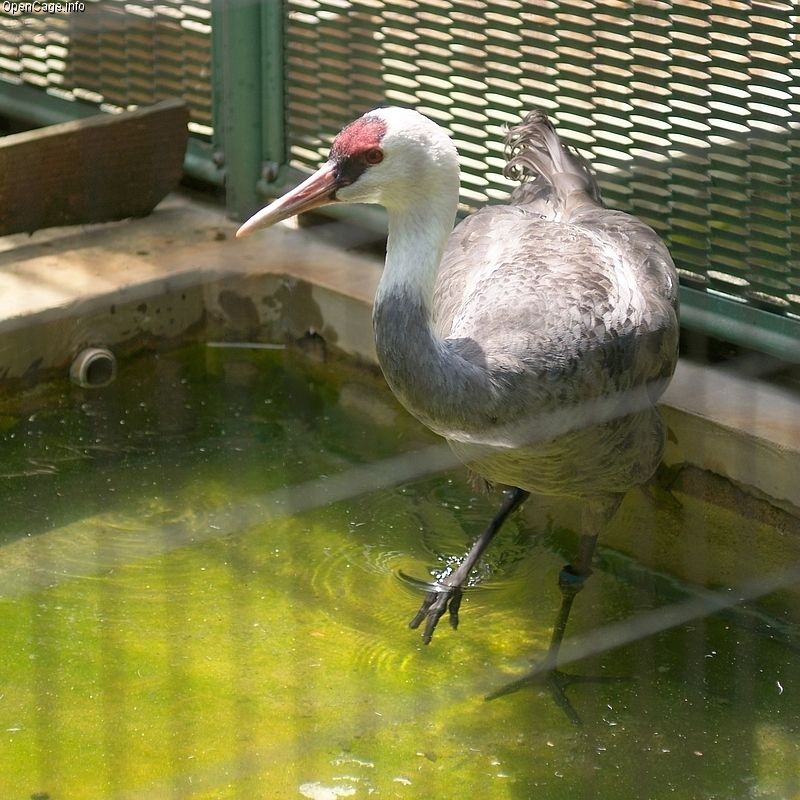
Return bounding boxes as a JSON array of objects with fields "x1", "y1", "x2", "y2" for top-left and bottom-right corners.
[{"x1": 364, "y1": 147, "x2": 384, "y2": 165}]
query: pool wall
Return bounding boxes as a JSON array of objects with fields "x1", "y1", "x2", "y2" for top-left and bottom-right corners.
[{"x1": 2, "y1": 193, "x2": 799, "y2": 619}]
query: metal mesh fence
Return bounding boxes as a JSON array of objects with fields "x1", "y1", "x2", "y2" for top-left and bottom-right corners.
[
  {"x1": 0, "y1": 0, "x2": 212, "y2": 135},
  {"x1": 1, "y1": 1, "x2": 799, "y2": 320},
  {"x1": 285, "y1": 0, "x2": 800, "y2": 318}
]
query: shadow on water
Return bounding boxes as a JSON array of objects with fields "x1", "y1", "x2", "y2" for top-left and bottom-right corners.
[{"x1": 0, "y1": 342, "x2": 799, "y2": 799}]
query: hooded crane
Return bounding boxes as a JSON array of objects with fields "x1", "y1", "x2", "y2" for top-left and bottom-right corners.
[{"x1": 237, "y1": 107, "x2": 679, "y2": 721}]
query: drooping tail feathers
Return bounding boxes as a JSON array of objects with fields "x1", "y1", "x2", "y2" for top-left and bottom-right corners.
[{"x1": 503, "y1": 110, "x2": 602, "y2": 211}]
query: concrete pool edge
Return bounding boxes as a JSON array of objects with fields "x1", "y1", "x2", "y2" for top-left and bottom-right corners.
[{"x1": 2, "y1": 192, "x2": 799, "y2": 519}]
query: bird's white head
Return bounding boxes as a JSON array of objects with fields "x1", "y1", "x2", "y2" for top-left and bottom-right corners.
[{"x1": 236, "y1": 107, "x2": 459, "y2": 237}]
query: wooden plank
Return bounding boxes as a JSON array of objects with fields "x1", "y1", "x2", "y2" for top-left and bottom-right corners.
[{"x1": 0, "y1": 99, "x2": 189, "y2": 236}]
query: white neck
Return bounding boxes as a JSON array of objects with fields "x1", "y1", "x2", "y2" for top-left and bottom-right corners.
[
  {"x1": 375, "y1": 183, "x2": 459, "y2": 311},
  {"x1": 372, "y1": 181, "x2": 497, "y2": 436}
]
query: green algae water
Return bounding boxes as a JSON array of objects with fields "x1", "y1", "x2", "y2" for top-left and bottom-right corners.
[{"x1": 0, "y1": 344, "x2": 798, "y2": 799}]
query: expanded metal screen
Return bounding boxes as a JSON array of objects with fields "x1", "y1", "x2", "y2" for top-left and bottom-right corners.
[
  {"x1": 0, "y1": 0, "x2": 213, "y2": 135},
  {"x1": 1, "y1": 2, "x2": 799, "y2": 322},
  {"x1": 285, "y1": 0, "x2": 800, "y2": 319}
]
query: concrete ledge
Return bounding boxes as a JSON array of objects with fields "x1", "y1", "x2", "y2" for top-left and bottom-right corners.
[{"x1": 662, "y1": 364, "x2": 800, "y2": 513}]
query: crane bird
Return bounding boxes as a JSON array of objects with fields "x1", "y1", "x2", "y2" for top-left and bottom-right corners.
[{"x1": 237, "y1": 107, "x2": 679, "y2": 720}]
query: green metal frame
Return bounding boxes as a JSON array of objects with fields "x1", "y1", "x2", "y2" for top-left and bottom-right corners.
[
  {"x1": 681, "y1": 288, "x2": 800, "y2": 363},
  {"x1": 211, "y1": 0, "x2": 286, "y2": 219}
]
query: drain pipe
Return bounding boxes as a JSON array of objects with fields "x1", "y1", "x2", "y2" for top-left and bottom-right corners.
[{"x1": 70, "y1": 347, "x2": 117, "y2": 388}]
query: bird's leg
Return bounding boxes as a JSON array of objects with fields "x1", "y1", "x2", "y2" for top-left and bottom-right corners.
[
  {"x1": 487, "y1": 495, "x2": 627, "y2": 724},
  {"x1": 487, "y1": 532, "x2": 621, "y2": 723},
  {"x1": 409, "y1": 487, "x2": 530, "y2": 644},
  {"x1": 540, "y1": 533, "x2": 619, "y2": 724},
  {"x1": 543, "y1": 531, "x2": 599, "y2": 670}
]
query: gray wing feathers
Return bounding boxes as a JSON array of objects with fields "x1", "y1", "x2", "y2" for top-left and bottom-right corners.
[
  {"x1": 429, "y1": 109, "x2": 679, "y2": 497},
  {"x1": 434, "y1": 209, "x2": 678, "y2": 396},
  {"x1": 504, "y1": 109, "x2": 603, "y2": 213}
]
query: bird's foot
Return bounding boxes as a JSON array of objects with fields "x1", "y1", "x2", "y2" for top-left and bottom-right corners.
[
  {"x1": 408, "y1": 582, "x2": 463, "y2": 645},
  {"x1": 486, "y1": 662, "x2": 632, "y2": 725}
]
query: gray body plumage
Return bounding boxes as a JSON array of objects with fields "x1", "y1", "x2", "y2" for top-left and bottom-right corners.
[{"x1": 373, "y1": 110, "x2": 679, "y2": 501}]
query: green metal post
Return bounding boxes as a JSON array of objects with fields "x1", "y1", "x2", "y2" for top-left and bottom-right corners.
[
  {"x1": 211, "y1": 0, "x2": 267, "y2": 219},
  {"x1": 260, "y1": 0, "x2": 287, "y2": 187}
]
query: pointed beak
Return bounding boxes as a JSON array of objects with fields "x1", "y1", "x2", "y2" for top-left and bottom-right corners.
[{"x1": 236, "y1": 161, "x2": 339, "y2": 238}]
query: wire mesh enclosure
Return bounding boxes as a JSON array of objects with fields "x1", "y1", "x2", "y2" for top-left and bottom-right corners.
[
  {"x1": 0, "y1": 0, "x2": 212, "y2": 135},
  {"x1": 285, "y1": 0, "x2": 800, "y2": 320}
]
